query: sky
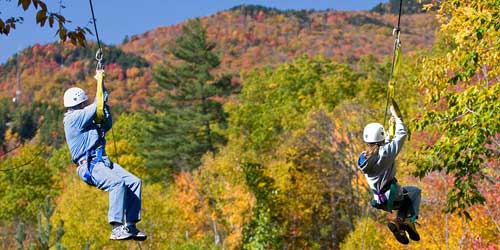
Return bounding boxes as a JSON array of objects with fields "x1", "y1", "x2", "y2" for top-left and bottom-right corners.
[{"x1": 0, "y1": 0, "x2": 386, "y2": 63}]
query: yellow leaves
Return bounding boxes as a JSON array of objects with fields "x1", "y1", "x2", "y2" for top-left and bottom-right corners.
[
  {"x1": 268, "y1": 82, "x2": 277, "y2": 89},
  {"x1": 55, "y1": 170, "x2": 212, "y2": 249},
  {"x1": 105, "y1": 139, "x2": 147, "y2": 178},
  {"x1": 340, "y1": 217, "x2": 384, "y2": 250},
  {"x1": 178, "y1": 145, "x2": 255, "y2": 249},
  {"x1": 53, "y1": 174, "x2": 108, "y2": 248},
  {"x1": 423, "y1": 3, "x2": 435, "y2": 11}
]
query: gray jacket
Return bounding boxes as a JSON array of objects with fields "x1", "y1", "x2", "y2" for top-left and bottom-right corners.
[{"x1": 357, "y1": 118, "x2": 407, "y2": 202}]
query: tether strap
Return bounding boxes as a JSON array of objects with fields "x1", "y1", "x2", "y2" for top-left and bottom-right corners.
[
  {"x1": 95, "y1": 70, "x2": 105, "y2": 124},
  {"x1": 383, "y1": 0, "x2": 403, "y2": 130}
]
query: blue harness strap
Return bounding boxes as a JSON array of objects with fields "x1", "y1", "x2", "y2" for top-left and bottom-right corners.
[{"x1": 82, "y1": 146, "x2": 104, "y2": 185}]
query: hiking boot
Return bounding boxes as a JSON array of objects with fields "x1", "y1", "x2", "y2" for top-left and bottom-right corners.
[
  {"x1": 110, "y1": 225, "x2": 133, "y2": 240},
  {"x1": 387, "y1": 218, "x2": 409, "y2": 245},
  {"x1": 400, "y1": 217, "x2": 420, "y2": 241},
  {"x1": 127, "y1": 225, "x2": 147, "y2": 241}
]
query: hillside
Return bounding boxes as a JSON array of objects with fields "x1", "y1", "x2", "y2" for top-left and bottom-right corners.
[
  {"x1": 0, "y1": 5, "x2": 437, "y2": 111},
  {"x1": 1, "y1": 2, "x2": 500, "y2": 249},
  {"x1": 121, "y1": 6, "x2": 436, "y2": 72}
]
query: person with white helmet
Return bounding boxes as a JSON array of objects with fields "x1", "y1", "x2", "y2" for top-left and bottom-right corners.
[
  {"x1": 63, "y1": 85, "x2": 147, "y2": 241},
  {"x1": 357, "y1": 105, "x2": 421, "y2": 245}
]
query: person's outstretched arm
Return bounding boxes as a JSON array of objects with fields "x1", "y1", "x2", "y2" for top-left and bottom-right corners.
[{"x1": 384, "y1": 106, "x2": 407, "y2": 159}]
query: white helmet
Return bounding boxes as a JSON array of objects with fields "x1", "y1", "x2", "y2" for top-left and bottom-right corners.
[
  {"x1": 363, "y1": 123, "x2": 385, "y2": 143},
  {"x1": 63, "y1": 87, "x2": 88, "y2": 107}
]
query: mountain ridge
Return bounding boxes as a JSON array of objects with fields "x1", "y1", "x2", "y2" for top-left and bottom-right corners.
[{"x1": 0, "y1": 6, "x2": 437, "y2": 111}]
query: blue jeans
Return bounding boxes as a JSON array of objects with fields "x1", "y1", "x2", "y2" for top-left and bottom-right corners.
[
  {"x1": 402, "y1": 186, "x2": 421, "y2": 218},
  {"x1": 77, "y1": 157, "x2": 142, "y2": 224}
]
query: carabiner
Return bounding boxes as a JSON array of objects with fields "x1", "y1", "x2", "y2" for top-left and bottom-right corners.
[{"x1": 95, "y1": 48, "x2": 104, "y2": 70}]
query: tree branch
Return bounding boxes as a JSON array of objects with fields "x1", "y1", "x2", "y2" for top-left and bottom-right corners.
[{"x1": 0, "y1": 152, "x2": 41, "y2": 172}]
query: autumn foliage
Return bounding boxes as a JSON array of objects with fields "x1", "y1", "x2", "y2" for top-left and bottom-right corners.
[{"x1": 0, "y1": 2, "x2": 499, "y2": 250}]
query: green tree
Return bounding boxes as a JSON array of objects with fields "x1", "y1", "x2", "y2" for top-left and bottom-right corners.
[
  {"x1": 14, "y1": 196, "x2": 65, "y2": 250},
  {"x1": 145, "y1": 18, "x2": 236, "y2": 176},
  {"x1": 35, "y1": 102, "x2": 65, "y2": 147},
  {"x1": 227, "y1": 57, "x2": 364, "y2": 249},
  {"x1": 10, "y1": 105, "x2": 37, "y2": 142},
  {"x1": 34, "y1": 196, "x2": 65, "y2": 250},
  {"x1": 0, "y1": 98, "x2": 9, "y2": 149},
  {"x1": 228, "y1": 56, "x2": 360, "y2": 154},
  {"x1": 370, "y1": 0, "x2": 435, "y2": 14},
  {"x1": 414, "y1": 0, "x2": 500, "y2": 217},
  {"x1": 241, "y1": 163, "x2": 283, "y2": 250},
  {"x1": 0, "y1": 144, "x2": 60, "y2": 222}
]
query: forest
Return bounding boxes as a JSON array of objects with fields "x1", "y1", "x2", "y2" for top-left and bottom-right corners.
[{"x1": 0, "y1": 0, "x2": 499, "y2": 249}]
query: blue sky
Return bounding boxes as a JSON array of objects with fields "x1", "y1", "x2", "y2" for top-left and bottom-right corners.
[{"x1": 0, "y1": 0, "x2": 386, "y2": 63}]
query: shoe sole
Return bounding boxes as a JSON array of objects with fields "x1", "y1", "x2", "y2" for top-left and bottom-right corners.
[
  {"x1": 133, "y1": 235, "x2": 147, "y2": 241},
  {"x1": 110, "y1": 235, "x2": 133, "y2": 240},
  {"x1": 388, "y1": 222, "x2": 409, "y2": 245},
  {"x1": 400, "y1": 223, "x2": 420, "y2": 241}
]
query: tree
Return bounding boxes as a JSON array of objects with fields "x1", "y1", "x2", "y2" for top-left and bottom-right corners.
[
  {"x1": 241, "y1": 163, "x2": 283, "y2": 250},
  {"x1": 0, "y1": 99, "x2": 9, "y2": 150},
  {"x1": 228, "y1": 56, "x2": 360, "y2": 154},
  {"x1": 144, "y1": 18, "x2": 236, "y2": 175},
  {"x1": 226, "y1": 57, "x2": 365, "y2": 249},
  {"x1": 0, "y1": 144, "x2": 59, "y2": 222},
  {"x1": 414, "y1": 0, "x2": 500, "y2": 217},
  {"x1": 1, "y1": 0, "x2": 90, "y2": 46},
  {"x1": 13, "y1": 196, "x2": 65, "y2": 250},
  {"x1": 339, "y1": 218, "x2": 384, "y2": 250},
  {"x1": 370, "y1": 0, "x2": 435, "y2": 14}
]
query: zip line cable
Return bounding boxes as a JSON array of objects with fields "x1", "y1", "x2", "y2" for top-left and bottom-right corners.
[
  {"x1": 89, "y1": 0, "x2": 102, "y2": 51},
  {"x1": 383, "y1": 0, "x2": 404, "y2": 129},
  {"x1": 89, "y1": 0, "x2": 104, "y2": 70}
]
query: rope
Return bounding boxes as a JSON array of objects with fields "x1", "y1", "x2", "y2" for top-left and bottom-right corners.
[{"x1": 383, "y1": 0, "x2": 404, "y2": 129}]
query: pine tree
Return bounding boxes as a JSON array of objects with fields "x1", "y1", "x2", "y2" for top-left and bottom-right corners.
[
  {"x1": 35, "y1": 196, "x2": 65, "y2": 250},
  {"x1": 13, "y1": 196, "x2": 65, "y2": 250},
  {"x1": 144, "y1": 18, "x2": 236, "y2": 177}
]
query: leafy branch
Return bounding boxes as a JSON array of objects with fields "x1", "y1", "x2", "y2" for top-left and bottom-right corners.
[{"x1": 0, "y1": 0, "x2": 91, "y2": 46}]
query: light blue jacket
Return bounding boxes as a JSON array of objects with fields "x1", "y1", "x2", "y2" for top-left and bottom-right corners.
[
  {"x1": 357, "y1": 118, "x2": 407, "y2": 198},
  {"x1": 64, "y1": 89, "x2": 112, "y2": 163}
]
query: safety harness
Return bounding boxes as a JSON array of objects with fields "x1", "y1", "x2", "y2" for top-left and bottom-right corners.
[
  {"x1": 372, "y1": 176, "x2": 416, "y2": 222},
  {"x1": 371, "y1": 178, "x2": 398, "y2": 211},
  {"x1": 358, "y1": 152, "x2": 416, "y2": 222},
  {"x1": 82, "y1": 143, "x2": 105, "y2": 185}
]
